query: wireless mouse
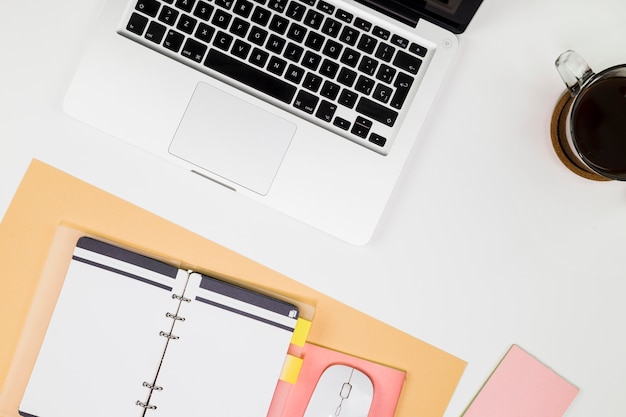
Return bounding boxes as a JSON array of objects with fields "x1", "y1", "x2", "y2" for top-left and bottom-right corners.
[{"x1": 303, "y1": 364, "x2": 374, "y2": 417}]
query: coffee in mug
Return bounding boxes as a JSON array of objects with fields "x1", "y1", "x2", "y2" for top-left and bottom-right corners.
[{"x1": 555, "y1": 50, "x2": 626, "y2": 180}]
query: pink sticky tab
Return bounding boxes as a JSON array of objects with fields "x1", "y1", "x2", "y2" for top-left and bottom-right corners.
[{"x1": 463, "y1": 345, "x2": 579, "y2": 417}]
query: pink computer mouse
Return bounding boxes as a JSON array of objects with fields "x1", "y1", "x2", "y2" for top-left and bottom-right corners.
[{"x1": 303, "y1": 364, "x2": 374, "y2": 417}]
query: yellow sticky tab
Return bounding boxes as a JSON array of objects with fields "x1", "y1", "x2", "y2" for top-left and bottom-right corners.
[
  {"x1": 290, "y1": 318, "x2": 312, "y2": 347},
  {"x1": 280, "y1": 354, "x2": 304, "y2": 384}
]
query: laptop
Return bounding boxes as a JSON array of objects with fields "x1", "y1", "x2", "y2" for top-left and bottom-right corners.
[{"x1": 64, "y1": 0, "x2": 482, "y2": 245}]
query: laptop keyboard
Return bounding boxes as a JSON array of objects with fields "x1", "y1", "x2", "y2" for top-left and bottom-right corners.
[{"x1": 121, "y1": 0, "x2": 429, "y2": 154}]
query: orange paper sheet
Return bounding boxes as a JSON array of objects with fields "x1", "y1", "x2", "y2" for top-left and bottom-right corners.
[{"x1": 0, "y1": 159, "x2": 466, "y2": 417}]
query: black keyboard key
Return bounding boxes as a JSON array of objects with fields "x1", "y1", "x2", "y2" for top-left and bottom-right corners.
[
  {"x1": 230, "y1": 17, "x2": 250, "y2": 37},
  {"x1": 287, "y1": 23, "x2": 307, "y2": 43},
  {"x1": 375, "y1": 43, "x2": 395, "y2": 62},
  {"x1": 391, "y1": 34, "x2": 409, "y2": 48},
  {"x1": 177, "y1": 14, "x2": 198, "y2": 34},
  {"x1": 164, "y1": 29, "x2": 185, "y2": 51},
  {"x1": 322, "y1": 39, "x2": 342, "y2": 59},
  {"x1": 176, "y1": 0, "x2": 196, "y2": 12},
  {"x1": 212, "y1": 9, "x2": 232, "y2": 29},
  {"x1": 145, "y1": 21, "x2": 167, "y2": 43},
  {"x1": 204, "y1": 48, "x2": 297, "y2": 102},
  {"x1": 337, "y1": 67, "x2": 357, "y2": 87},
  {"x1": 338, "y1": 89, "x2": 358, "y2": 108},
  {"x1": 372, "y1": 25, "x2": 390, "y2": 40},
  {"x1": 267, "y1": 34, "x2": 286, "y2": 53},
  {"x1": 249, "y1": 47, "x2": 269, "y2": 67},
  {"x1": 195, "y1": 23, "x2": 215, "y2": 42},
  {"x1": 303, "y1": 73, "x2": 323, "y2": 92},
  {"x1": 317, "y1": 0, "x2": 334, "y2": 14},
  {"x1": 393, "y1": 50, "x2": 422, "y2": 74},
  {"x1": 216, "y1": 0, "x2": 234, "y2": 9},
  {"x1": 372, "y1": 83, "x2": 392, "y2": 104},
  {"x1": 356, "y1": 97, "x2": 398, "y2": 126},
  {"x1": 232, "y1": 39, "x2": 252, "y2": 58},
  {"x1": 339, "y1": 27, "x2": 359, "y2": 46},
  {"x1": 127, "y1": 13, "x2": 149, "y2": 35},
  {"x1": 158, "y1": 6, "x2": 179, "y2": 25},
  {"x1": 335, "y1": 9, "x2": 353, "y2": 23},
  {"x1": 234, "y1": 0, "x2": 254, "y2": 17},
  {"x1": 319, "y1": 59, "x2": 339, "y2": 78},
  {"x1": 376, "y1": 64, "x2": 396, "y2": 84},
  {"x1": 302, "y1": 51, "x2": 322, "y2": 70},
  {"x1": 299, "y1": 0, "x2": 315, "y2": 5},
  {"x1": 181, "y1": 37, "x2": 207, "y2": 62},
  {"x1": 354, "y1": 17, "x2": 371, "y2": 31},
  {"x1": 321, "y1": 80, "x2": 340, "y2": 100},
  {"x1": 285, "y1": 64, "x2": 305, "y2": 83},
  {"x1": 351, "y1": 116, "x2": 371, "y2": 138},
  {"x1": 390, "y1": 72, "x2": 414, "y2": 109},
  {"x1": 409, "y1": 42, "x2": 427, "y2": 57},
  {"x1": 136, "y1": 0, "x2": 161, "y2": 17},
  {"x1": 304, "y1": 10, "x2": 324, "y2": 29},
  {"x1": 333, "y1": 117, "x2": 350, "y2": 130},
  {"x1": 251, "y1": 6, "x2": 271, "y2": 26},
  {"x1": 293, "y1": 90, "x2": 318, "y2": 114},
  {"x1": 269, "y1": 15, "x2": 289, "y2": 34},
  {"x1": 340, "y1": 48, "x2": 360, "y2": 67},
  {"x1": 321, "y1": 18, "x2": 342, "y2": 38},
  {"x1": 284, "y1": 42, "x2": 304, "y2": 62},
  {"x1": 248, "y1": 26, "x2": 267, "y2": 45},
  {"x1": 369, "y1": 133, "x2": 386, "y2": 147},
  {"x1": 286, "y1": 1, "x2": 306, "y2": 21},
  {"x1": 355, "y1": 75, "x2": 374, "y2": 95},
  {"x1": 213, "y1": 31, "x2": 234, "y2": 50},
  {"x1": 356, "y1": 34, "x2": 377, "y2": 54},
  {"x1": 304, "y1": 31, "x2": 324, "y2": 51},
  {"x1": 315, "y1": 100, "x2": 337, "y2": 123},
  {"x1": 268, "y1": 0, "x2": 287, "y2": 12},
  {"x1": 267, "y1": 56, "x2": 287, "y2": 75},
  {"x1": 358, "y1": 56, "x2": 378, "y2": 76},
  {"x1": 193, "y1": 1, "x2": 214, "y2": 20}
]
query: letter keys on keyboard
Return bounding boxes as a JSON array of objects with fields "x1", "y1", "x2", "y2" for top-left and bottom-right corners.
[{"x1": 123, "y1": 0, "x2": 428, "y2": 153}]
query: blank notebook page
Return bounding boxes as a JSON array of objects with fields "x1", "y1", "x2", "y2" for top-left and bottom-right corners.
[{"x1": 19, "y1": 238, "x2": 188, "y2": 417}]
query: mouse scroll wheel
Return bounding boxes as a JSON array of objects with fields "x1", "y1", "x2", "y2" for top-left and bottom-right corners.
[{"x1": 340, "y1": 382, "x2": 352, "y2": 399}]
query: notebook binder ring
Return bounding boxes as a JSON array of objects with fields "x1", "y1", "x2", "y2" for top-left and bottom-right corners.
[
  {"x1": 142, "y1": 381, "x2": 163, "y2": 390},
  {"x1": 136, "y1": 401, "x2": 157, "y2": 410},
  {"x1": 166, "y1": 312, "x2": 186, "y2": 321},
  {"x1": 172, "y1": 293, "x2": 191, "y2": 303},
  {"x1": 159, "y1": 331, "x2": 179, "y2": 340}
]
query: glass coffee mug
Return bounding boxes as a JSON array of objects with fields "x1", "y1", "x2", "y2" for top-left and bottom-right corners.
[{"x1": 555, "y1": 50, "x2": 626, "y2": 180}]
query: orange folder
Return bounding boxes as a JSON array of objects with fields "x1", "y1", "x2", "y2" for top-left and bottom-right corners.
[{"x1": 0, "y1": 160, "x2": 466, "y2": 417}]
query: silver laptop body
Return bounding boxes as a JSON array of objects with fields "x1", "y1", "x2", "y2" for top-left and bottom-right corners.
[{"x1": 64, "y1": 0, "x2": 480, "y2": 244}]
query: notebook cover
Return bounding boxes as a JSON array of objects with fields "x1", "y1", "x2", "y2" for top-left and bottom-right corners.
[
  {"x1": 0, "y1": 159, "x2": 466, "y2": 417},
  {"x1": 462, "y1": 345, "x2": 579, "y2": 417}
]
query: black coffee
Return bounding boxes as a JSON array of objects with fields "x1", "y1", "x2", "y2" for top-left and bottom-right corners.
[{"x1": 572, "y1": 76, "x2": 626, "y2": 177}]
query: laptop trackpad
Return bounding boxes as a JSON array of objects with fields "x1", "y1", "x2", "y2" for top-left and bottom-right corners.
[{"x1": 169, "y1": 82, "x2": 296, "y2": 195}]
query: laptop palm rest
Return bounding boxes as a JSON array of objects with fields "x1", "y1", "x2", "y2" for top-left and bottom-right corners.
[{"x1": 169, "y1": 82, "x2": 296, "y2": 195}]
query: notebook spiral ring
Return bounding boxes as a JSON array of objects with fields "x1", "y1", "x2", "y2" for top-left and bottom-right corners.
[
  {"x1": 142, "y1": 381, "x2": 163, "y2": 390},
  {"x1": 166, "y1": 312, "x2": 186, "y2": 321},
  {"x1": 159, "y1": 331, "x2": 179, "y2": 340},
  {"x1": 172, "y1": 293, "x2": 191, "y2": 303},
  {"x1": 136, "y1": 401, "x2": 157, "y2": 410}
]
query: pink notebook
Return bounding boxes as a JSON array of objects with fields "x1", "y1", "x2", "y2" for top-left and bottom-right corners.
[{"x1": 463, "y1": 345, "x2": 579, "y2": 417}]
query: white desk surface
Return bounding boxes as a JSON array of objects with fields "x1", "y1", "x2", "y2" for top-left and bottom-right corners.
[{"x1": 2, "y1": 1, "x2": 625, "y2": 416}]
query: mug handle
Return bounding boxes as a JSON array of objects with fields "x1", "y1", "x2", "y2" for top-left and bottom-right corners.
[{"x1": 555, "y1": 50, "x2": 594, "y2": 96}]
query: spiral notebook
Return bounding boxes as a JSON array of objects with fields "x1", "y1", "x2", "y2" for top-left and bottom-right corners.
[{"x1": 18, "y1": 237, "x2": 300, "y2": 417}]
